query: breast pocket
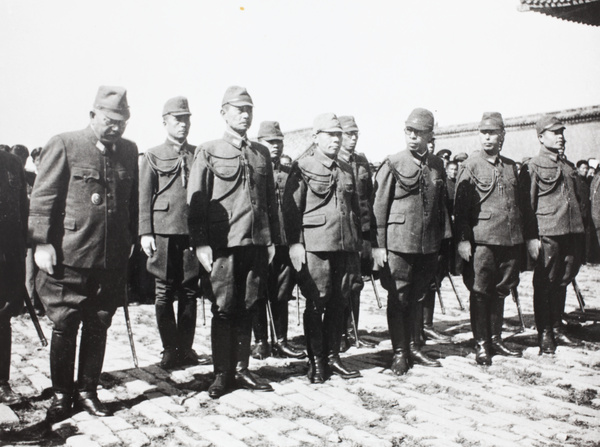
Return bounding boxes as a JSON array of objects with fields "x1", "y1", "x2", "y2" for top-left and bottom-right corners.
[{"x1": 71, "y1": 167, "x2": 103, "y2": 201}]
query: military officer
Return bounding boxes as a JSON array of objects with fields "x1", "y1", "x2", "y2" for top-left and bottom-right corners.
[
  {"x1": 454, "y1": 112, "x2": 524, "y2": 365},
  {"x1": 0, "y1": 150, "x2": 28, "y2": 405},
  {"x1": 373, "y1": 108, "x2": 450, "y2": 376},
  {"x1": 336, "y1": 116, "x2": 376, "y2": 351},
  {"x1": 520, "y1": 115, "x2": 585, "y2": 354},
  {"x1": 139, "y1": 97, "x2": 209, "y2": 369},
  {"x1": 250, "y1": 121, "x2": 306, "y2": 360},
  {"x1": 29, "y1": 86, "x2": 138, "y2": 422},
  {"x1": 283, "y1": 113, "x2": 362, "y2": 384},
  {"x1": 187, "y1": 86, "x2": 279, "y2": 398}
]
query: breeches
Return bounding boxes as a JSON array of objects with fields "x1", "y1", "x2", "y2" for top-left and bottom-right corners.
[{"x1": 462, "y1": 244, "x2": 521, "y2": 299}]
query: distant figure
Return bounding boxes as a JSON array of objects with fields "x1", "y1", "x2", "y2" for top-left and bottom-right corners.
[
  {"x1": 280, "y1": 154, "x2": 292, "y2": 167},
  {"x1": 437, "y1": 149, "x2": 452, "y2": 168}
]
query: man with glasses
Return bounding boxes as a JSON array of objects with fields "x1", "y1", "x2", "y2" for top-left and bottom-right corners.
[
  {"x1": 283, "y1": 113, "x2": 362, "y2": 384},
  {"x1": 139, "y1": 97, "x2": 210, "y2": 369},
  {"x1": 520, "y1": 115, "x2": 584, "y2": 354},
  {"x1": 373, "y1": 108, "x2": 450, "y2": 376},
  {"x1": 336, "y1": 116, "x2": 376, "y2": 351},
  {"x1": 29, "y1": 86, "x2": 138, "y2": 422}
]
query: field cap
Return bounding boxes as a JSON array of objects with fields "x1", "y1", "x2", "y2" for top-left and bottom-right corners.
[
  {"x1": 536, "y1": 115, "x2": 565, "y2": 135},
  {"x1": 338, "y1": 115, "x2": 359, "y2": 132},
  {"x1": 258, "y1": 121, "x2": 284, "y2": 140},
  {"x1": 93, "y1": 86, "x2": 130, "y2": 120},
  {"x1": 479, "y1": 112, "x2": 504, "y2": 131},
  {"x1": 437, "y1": 149, "x2": 452, "y2": 159},
  {"x1": 222, "y1": 86, "x2": 253, "y2": 107},
  {"x1": 163, "y1": 96, "x2": 191, "y2": 117},
  {"x1": 405, "y1": 108, "x2": 434, "y2": 131},
  {"x1": 313, "y1": 113, "x2": 343, "y2": 134},
  {"x1": 453, "y1": 152, "x2": 469, "y2": 162}
]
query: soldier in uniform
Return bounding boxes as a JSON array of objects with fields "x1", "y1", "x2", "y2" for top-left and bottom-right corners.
[
  {"x1": 139, "y1": 97, "x2": 209, "y2": 369},
  {"x1": 187, "y1": 86, "x2": 279, "y2": 398},
  {"x1": 336, "y1": 116, "x2": 376, "y2": 350},
  {"x1": 250, "y1": 121, "x2": 305, "y2": 360},
  {"x1": 373, "y1": 108, "x2": 450, "y2": 376},
  {"x1": 283, "y1": 113, "x2": 362, "y2": 384},
  {"x1": 520, "y1": 115, "x2": 584, "y2": 354},
  {"x1": 0, "y1": 150, "x2": 28, "y2": 405},
  {"x1": 454, "y1": 112, "x2": 524, "y2": 365},
  {"x1": 29, "y1": 86, "x2": 138, "y2": 422}
]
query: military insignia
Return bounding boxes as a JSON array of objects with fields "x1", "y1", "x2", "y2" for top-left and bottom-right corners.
[{"x1": 91, "y1": 193, "x2": 103, "y2": 205}]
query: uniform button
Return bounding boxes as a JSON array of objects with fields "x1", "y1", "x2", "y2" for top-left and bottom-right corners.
[
  {"x1": 108, "y1": 210, "x2": 114, "y2": 214},
  {"x1": 107, "y1": 193, "x2": 112, "y2": 198},
  {"x1": 91, "y1": 193, "x2": 103, "y2": 205}
]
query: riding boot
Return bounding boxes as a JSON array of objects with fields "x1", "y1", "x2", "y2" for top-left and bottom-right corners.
[
  {"x1": 47, "y1": 329, "x2": 77, "y2": 423},
  {"x1": 422, "y1": 290, "x2": 451, "y2": 342},
  {"x1": 387, "y1": 306, "x2": 410, "y2": 376},
  {"x1": 251, "y1": 301, "x2": 270, "y2": 359},
  {"x1": 177, "y1": 286, "x2": 198, "y2": 361},
  {"x1": 234, "y1": 316, "x2": 273, "y2": 391},
  {"x1": 490, "y1": 297, "x2": 521, "y2": 357},
  {"x1": 270, "y1": 300, "x2": 305, "y2": 359},
  {"x1": 538, "y1": 327, "x2": 556, "y2": 355},
  {"x1": 155, "y1": 280, "x2": 179, "y2": 368},
  {"x1": 304, "y1": 309, "x2": 326, "y2": 383},
  {"x1": 0, "y1": 320, "x2": 11, "y2": 384},
  {"x1": 209, "y1": 317, "x2": 234, "y2": 398},
  {"x1": 470, "y1": 293, "x2": 492, "y2": 366},
  {"x1": 409, "y1": 301, "x2": 441, "y2": 367}
]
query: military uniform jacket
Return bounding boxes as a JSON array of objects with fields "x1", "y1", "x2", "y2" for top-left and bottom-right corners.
[
  {"x1": 0, "y1": 151, "x2": 28, "y2": 265},
  {"x1": 187, "y1": 131, "x2": 281, "y2": 249},
  {"x1": 139, "y1": 139, "x2": 195, "y2": 236},
  {"x1": 373, "y1": 149, "x2": 450, "y2": 254},
  {"x1": 519, "y1": 147, "x2": 584, "y2": 239},
  {"x1": 338, "y1": 150, "x2": 373, "y2": 235},
  {"x1": 589, "y1": 173, "x2": 600, "y2": 231},
  {"x1": 283, "y1": 148, "x2": 361, "y2": 253},
  {"x1": 272, "y1": 159, "x2": 291, "y2": 246},
  {"x1": 454, "y1": 150, "x2": 524, "y2": 246},
  {"x1": 29, "y1": 126, "x2": 139, "y2": 270}
]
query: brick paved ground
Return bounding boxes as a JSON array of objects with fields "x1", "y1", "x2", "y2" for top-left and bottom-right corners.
[{"x1": 1, "y1": 266, "x2": 599, "y2": 446}]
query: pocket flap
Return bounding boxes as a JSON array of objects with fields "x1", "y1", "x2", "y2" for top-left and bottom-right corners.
[
  {"x1": 72, "y1": 167, "x2": 100, "y2": 181},
  {"x1": 64, "y1": 217, "x2": 77, "y2": 230},
  {"x1": 389, "y1": 213, "x2": 405, "y2": 224},
  {"x1": 153, "y1": 199, "x2": 169, "y2": 211},
  {"x1": 478, "y1": 212, "x2": 492, "y2": 220},
  {"x1": 303, "y1": 214, "x2": 326, "y2": 227}
]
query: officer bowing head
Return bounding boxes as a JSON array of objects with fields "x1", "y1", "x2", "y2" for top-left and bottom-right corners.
[
  {"x1": 90, "y1": 86, "x2": 130, "y2": 144},
  {"x1": 312, "y1": 113, "x2": 343, "y2": 159},
  {"x1": 221, "y1": 86, "x2": 253, "y2": 137},
  {"x1": 404, "y1": 108, "x2": 434, "y2": 156}
]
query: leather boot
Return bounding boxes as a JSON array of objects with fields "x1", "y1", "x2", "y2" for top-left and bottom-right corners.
[
  {"x1": 328, "y1": 355, "x2": 361, "y2": 379},
  {"x1": 272, "y1": 338, "x2": 306, "y2": 359},
  {"x1": 0, "y1": 382, "x2": 20, "y2": 406},
  {"x1": 155, "y1": 280, "x2": 179, "y2": 361},
  {"x1": 304, "y1": 310, "x2": 327, "y2": 384},
  {"x1": 470, "y1": 293, "x2": 492, "y2": 366},
  {"x1": 490, "y1": 297, "x2": 521, "y2": 357},
  {"x1": 159, "y1": 347, "x2": 179, "y2": 369},
  {"x1": 307, "y1": 357, "x2": 328, "y2": 384},
  {"x1": 0, "y1": 320, "x2": 12, "y2": 385},
  {"x1": 47, "y1": 329, "x2": 77, "y2": 423},
  {"x1": 251, "y1": 339, "x2": 271, "y2": 360},
  {"x1": 76, "y1": 327, "x2": 112, "y2": 417},
  {"x1": 176, "y1": 283, "x2": 198, "y2": 361},
  {"x1": 234, "y1": 318, "x2": 273, "y2": 392},
  {"x1": 209, "y1": 317, "x2": 234, "y2": 399},
  {"x1": 538, "y1": 328, "x2": 556, "y2": 355},
  {"x1": 423, "y1": 289, "x2": 452, "y2": 342},
  {"x1": 410, "y1": 302, "x2": 441, "y2": 367},
  {"x1": 388, "y1": 303, "x2": 411, "y2": 375}
]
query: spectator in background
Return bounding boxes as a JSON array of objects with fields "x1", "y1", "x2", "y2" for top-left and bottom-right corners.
[
  {"x1": 30, "y1": 147, "x2": 42, "y2": 169},
  {"x1": 0, "y1": 145, "x2": 10, "y2": 152},
  {"x1": 280, "y1": 154, "x2": 292, "y2": 168},
  {"x1": 587, "y1": 159, "x2": 598, "y2": 184},
  {"x1": 437, "y1": 149, "x2": 452, "y2": 168},
  {"x1": 453, "y1": 152, "x2": 468, "y2": 168},
  {"x1": 577, "y1": 160, "x2": 589, "y2": 179}
]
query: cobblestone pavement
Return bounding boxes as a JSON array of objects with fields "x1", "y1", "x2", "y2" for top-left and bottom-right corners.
[{"x1": 1, "y1": 266, "x2": 599, "y2": 447}]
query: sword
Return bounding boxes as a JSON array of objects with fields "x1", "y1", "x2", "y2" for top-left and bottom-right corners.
[
  {"x1": 201, "y1": 295, "x2": 206, "y2": 326},
  {"x1": 347, "y1": 294, "x2": 360, "y2": 348},
  {"x1": 571, "y1": 279, "x2": 586, "y2": 313},
  {"x1": 370, "y1": 274, "x2": 382, "y2": 309},
  {"x1": 511, "y1": 287, "x2": 525, "y2": 333},
  {"x1": 123, "y1": 291, "x2": 139, "y2": 368},
  {"x1": 265, "y1": 300, "x2": 279, "y2": 343},
  {"x1": 446, "y1": 274, "x2": 464, "y2": 310},
  {"x1": 434, "y1": 280, "x2": 445, "y2": 315},
  {"x1": 296, "y1": 285, "x2": 301, "y2": 326},
  {"x1": 23, "y1": 290, "x2": 47, "y2": 347}
]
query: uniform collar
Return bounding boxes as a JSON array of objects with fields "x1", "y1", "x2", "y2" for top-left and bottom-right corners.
[
  {"x1": 88, "y1": 126, "x2": 116, "y2": 154},
  {"x1": 166, "y1": 136, "x2": 188, "y2": 153},
  {"x1": 223, "y1": 129, "x2": 251, "y2": 150},
  {"x1": 478, "y1": 150, "x2": 501, "y2": 166},
  {"x1": 539, "y1": 146, "x2": 560, "y2": 162},
  {"x1": 409, "y1": 149, "x2": 428, "y2": 166},
  {"x1": 313, "y1": 148, "x2": 336, "y2": 169},
  {"x1": 337, "y1": 148, "x2": 354, "y2": 164}
]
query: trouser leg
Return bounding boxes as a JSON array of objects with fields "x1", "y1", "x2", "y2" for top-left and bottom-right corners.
[
  {"x1": 470, "y1": 293, "x2": 492, "y2": 365},
  {"x1": 50, "y1": 328, "x2": 78, "y2": 395},
  {"x1": 77, "y1": 325, "x2": 108, "y2": 392},
  {"x1": 177, "y1": 282, "x2": 197, "y2": 351},
  {"x1": 155, "y1": 279, "x2": 178, "y2": 351},
  {"x1": 211, "y1": 316, "x2": 233, "y2": 377}
]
